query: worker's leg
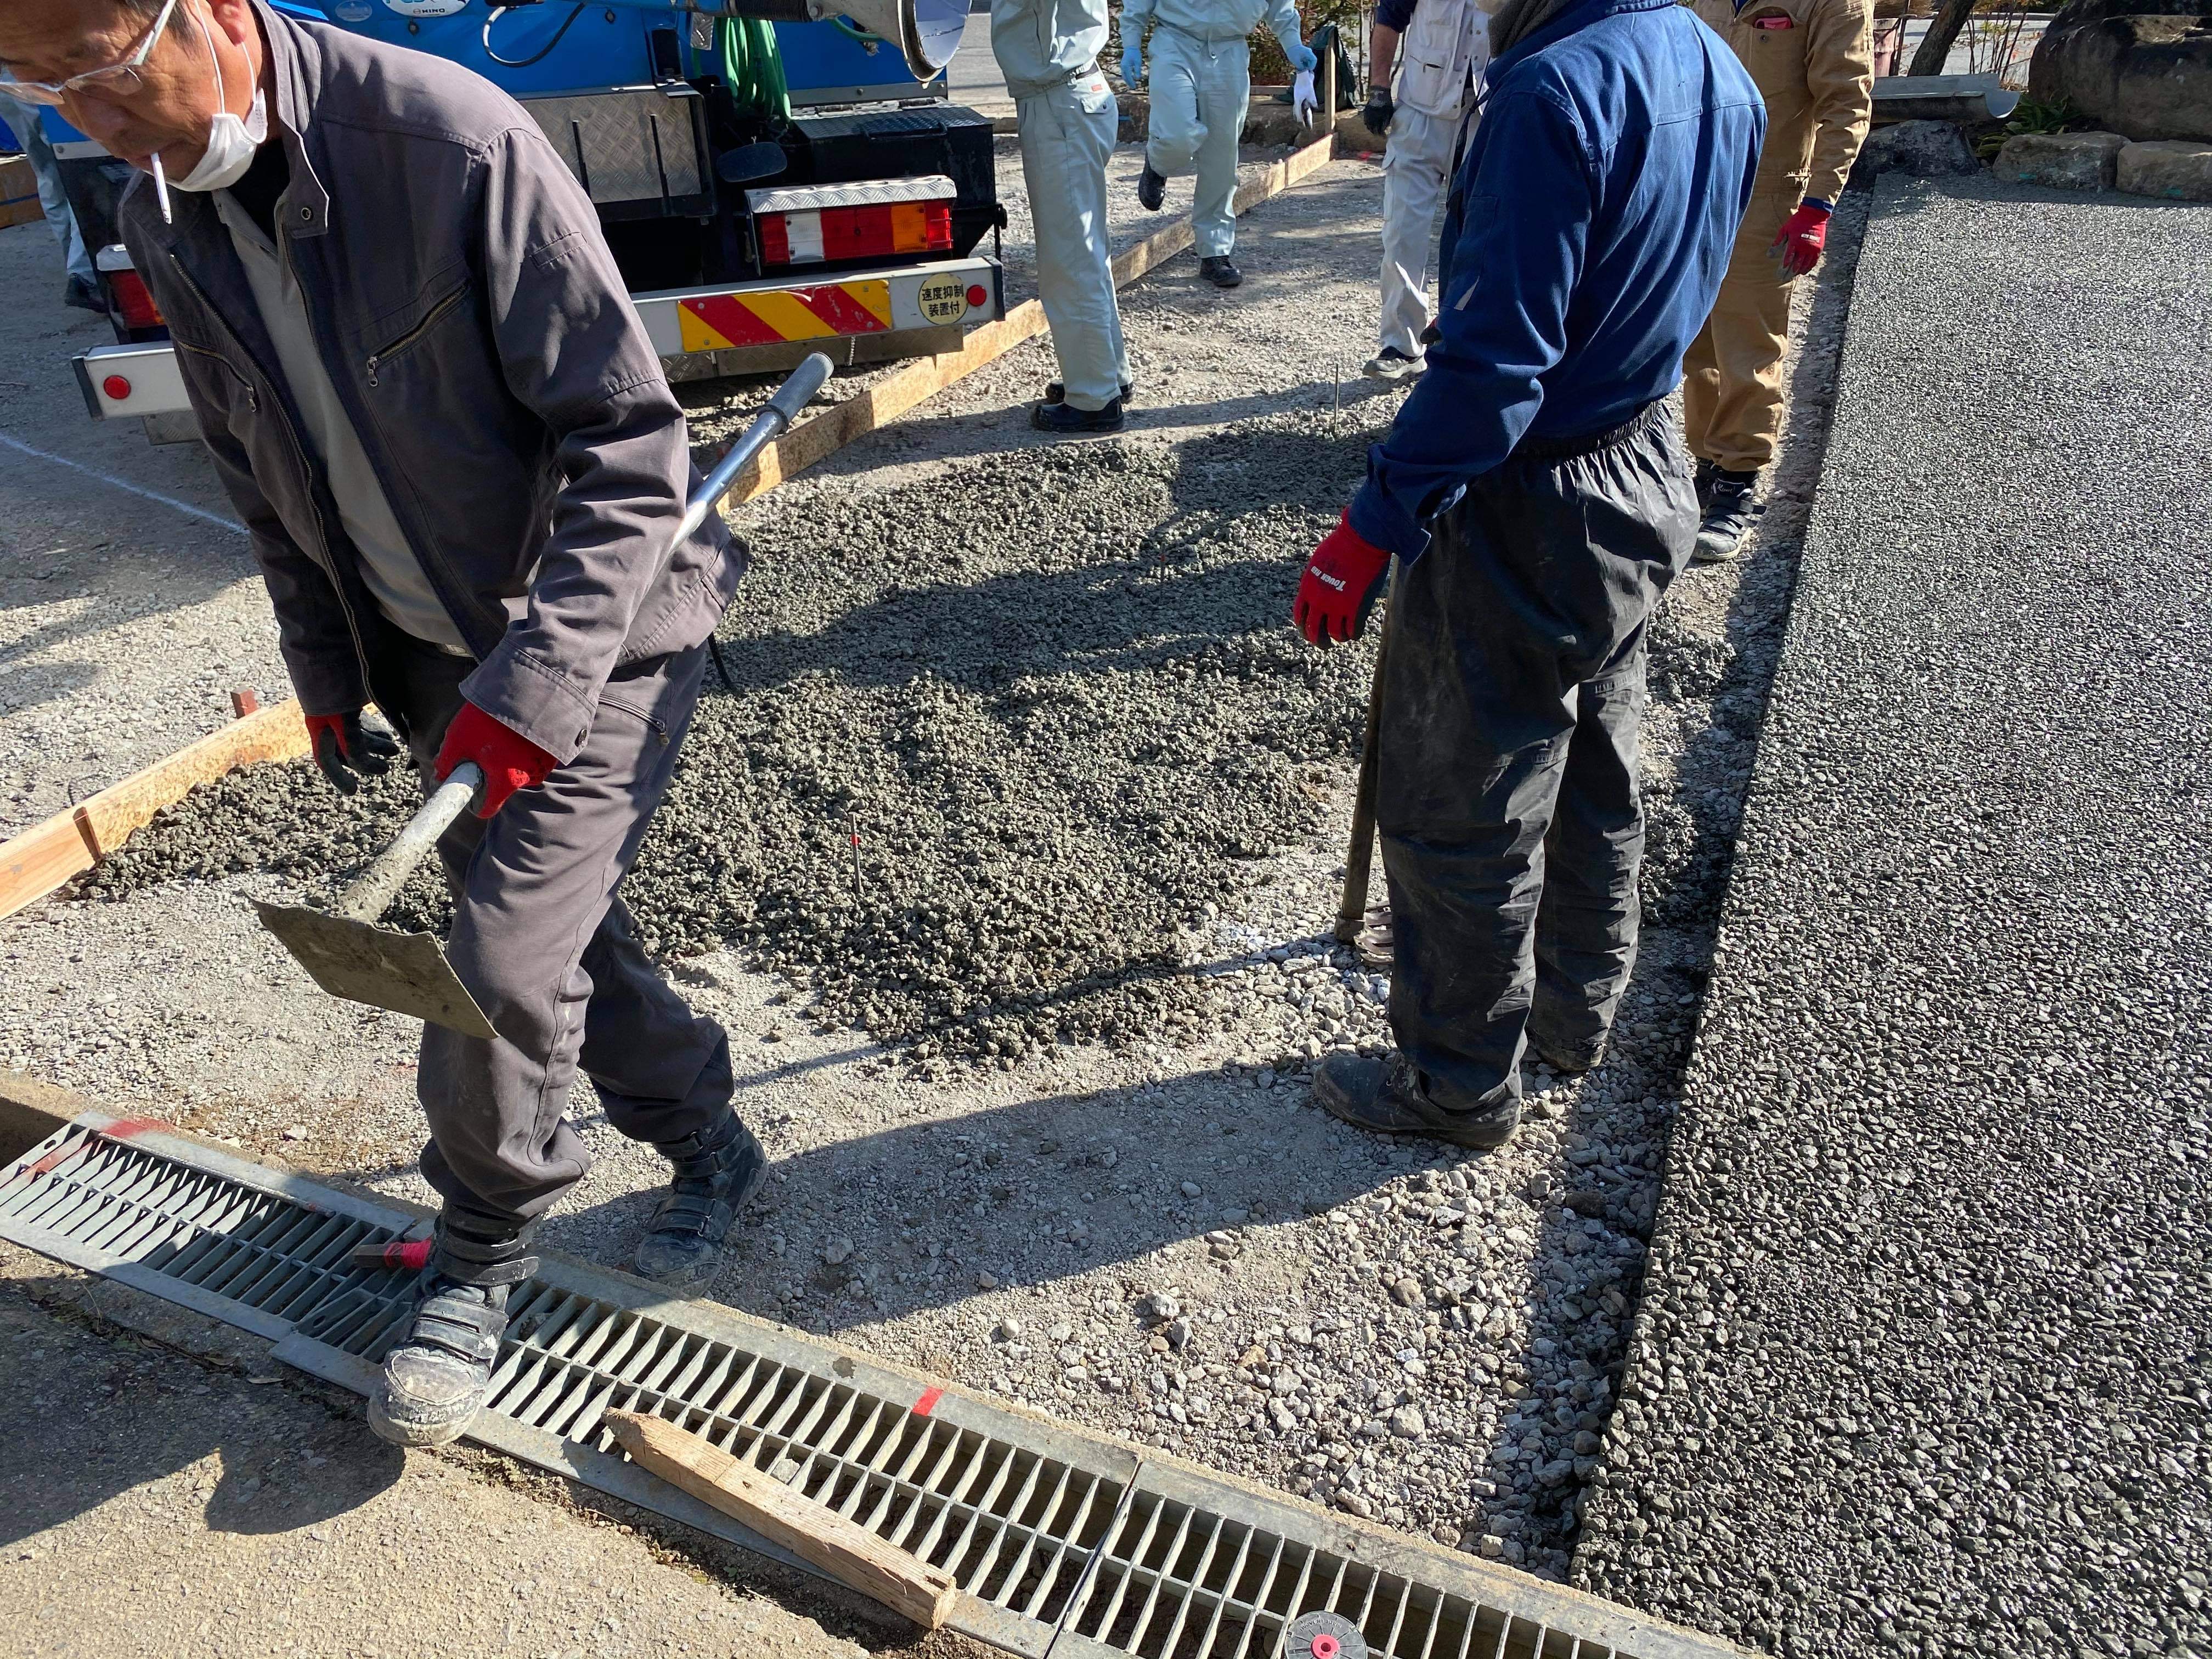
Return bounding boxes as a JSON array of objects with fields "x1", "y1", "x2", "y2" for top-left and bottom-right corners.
[
  {"x1": 1679, "y1": 313, "x2": 1722, "y2": 464},
  {"x1": 1188, "y1": 38, "x2": 1250, "y2": 259},
  {"x1": 1527, "y1": 653, "x2": 1647, "y2": 1070},
  {"x1": 1697, "y1": 190, "x2": 1798, "y2": 473},
  {"x1": 2, "y1": 96, "x2": 93, "y2": 287},
  {"x1": 1144, "y1": 29, "x2": 1206, "y2": 180},
  {"x1": 1375, "y1": 409, "x2": 1695, "y2": 1120},
  {"x1": 1376, "y1": 105, "x2": 1454, "y2": 358},
  {"x1": 1019, "y1": 78, "x2": 1128, "y2": 412}
]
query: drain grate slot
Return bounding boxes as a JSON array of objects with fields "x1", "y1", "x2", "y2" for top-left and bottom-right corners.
[{"x1": 0, "y1": 1115, "x2": 1745, "y2": 1659}]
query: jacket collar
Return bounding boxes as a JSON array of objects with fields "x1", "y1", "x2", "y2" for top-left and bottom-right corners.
[
  {"x1": 1488, "y1": 0, "x2": 1676, "y2": 76},
  {"x1": 250, "y1": 0, "x2": 331, "y2": 239}
]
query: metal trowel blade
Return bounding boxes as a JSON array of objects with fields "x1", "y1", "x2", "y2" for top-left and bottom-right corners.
[{"x1": 254, "y1": 900, "x2": 498, "y2": 1041}]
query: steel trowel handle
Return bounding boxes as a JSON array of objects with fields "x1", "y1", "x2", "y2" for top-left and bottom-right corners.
[
  {"x1": 334, "y1": 761, "x2": 483, "y2": 925},
  {"x1": 673, "y1": 352, "x2": 834, "y2": 546}
]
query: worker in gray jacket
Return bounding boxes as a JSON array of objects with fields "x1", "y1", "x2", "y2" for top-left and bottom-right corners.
[
  {"x1": 992, "y1": 0, "x2": 1133, "y2": 433},
  {"x1": 0, "y1": 0, "x2": 766, "y2": 1446}
]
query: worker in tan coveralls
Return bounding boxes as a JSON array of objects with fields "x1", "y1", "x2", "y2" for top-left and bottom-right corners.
[{"x1": 1683, "y1": 0, "x2": 1871, "y2": 561}]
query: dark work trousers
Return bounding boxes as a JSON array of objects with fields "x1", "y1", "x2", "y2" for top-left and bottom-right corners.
[
  {"x1": 1376, "y1": 402, "x2": 1697, "y2": 1114},
  {"x1": 386, "y1": 636, "x2": 733, "y2": 1233}
]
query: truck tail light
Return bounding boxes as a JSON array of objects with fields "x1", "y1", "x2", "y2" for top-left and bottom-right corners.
[
  {"x1": 106, "y1": 268, "x2": 165, "y2": 330},
  {"x1": 755, "y1": 200, "x2": 951, "y2": 268}
]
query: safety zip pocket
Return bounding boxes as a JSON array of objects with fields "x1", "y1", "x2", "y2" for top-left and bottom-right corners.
[
  {"x1": 598, "y1": 692, "x2": 670, "y2": 747},
  {"x1": 172, "y1": 337, "x2": 259, "y2": 413},
  {"x1": 365, "y1": 285, "x2": 467, "y2": 388}
]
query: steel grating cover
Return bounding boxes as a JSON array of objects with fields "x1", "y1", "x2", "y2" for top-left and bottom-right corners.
[{"x1": 0, "y1": 1115, "x2": 1746, "y2": 1659}]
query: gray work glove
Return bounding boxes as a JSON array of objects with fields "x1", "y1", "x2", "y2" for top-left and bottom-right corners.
[
  {"x1": 307, "y1": 709, "x2": 402, "y2": 795},
  {"x1": 1362, "y1": 84, "x2": 1395, "y2": 137}
]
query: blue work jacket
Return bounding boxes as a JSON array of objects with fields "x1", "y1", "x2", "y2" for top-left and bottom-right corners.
[{"x1": 1348, "y1": 0, "x2": 1765, "y2": 560}]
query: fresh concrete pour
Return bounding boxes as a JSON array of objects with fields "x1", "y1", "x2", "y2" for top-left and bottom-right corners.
[
  {"x1": 3, "y1": 156, "x2": 1848, "y2": 1587},
  {"x1": 1573, "y1": 175, "x2": 2212, "y2": 1657}
]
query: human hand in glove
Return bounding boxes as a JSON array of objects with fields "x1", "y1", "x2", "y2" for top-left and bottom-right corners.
[
  {"x1": 1770, "y1": 200, "x2": 1830, "y2": 278},
  {"x1": 434, "y1": 701, "x2": 558, "y2": 819},
  {"x1": 306, "y1": 710, "x2": 400, "y2": 796},
  {"x1": 1361, "y1": 84, "x2": 1394, "y2": 137},
  {"x1": 1293, "y1": 69, "x2": 1317, "y2": 123},
  {"x1": 1293, "y1": 511, "x2": 1391, "y2": 646},
  {"x1": 1286, "y1": 37, "x2": 1317, "y2": 73},
  {"x1": 1120, "y1": 39, "x2": 1143, "y2": 86}
]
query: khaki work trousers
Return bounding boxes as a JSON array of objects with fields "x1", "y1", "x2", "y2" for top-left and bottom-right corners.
[{"x1": 1681, "y1": 188, "x2": 1798, "y2": 473}]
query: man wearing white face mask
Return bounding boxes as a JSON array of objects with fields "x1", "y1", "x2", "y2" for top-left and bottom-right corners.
[{"x1": 0, "y1": 0, "x2": 770, "y2": 1448}]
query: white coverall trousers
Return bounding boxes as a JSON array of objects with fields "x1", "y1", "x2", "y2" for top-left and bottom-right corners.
[
  {"x1": 1377, "y1": 103, "x2": 1462, "y2": 359},
  {"x1": 1145, "y1": 25, "x2": 1249, "y2": 259},
  {"x1": 1016, "y1": 72, "x2": 1132, "y2": 410}
]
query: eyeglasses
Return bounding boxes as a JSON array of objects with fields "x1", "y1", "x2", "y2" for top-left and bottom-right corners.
[{"x1": 0, "y1": 0, "x2": 183, "y2": 108}]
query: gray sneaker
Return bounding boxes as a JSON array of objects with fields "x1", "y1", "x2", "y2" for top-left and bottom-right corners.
[
  {"x1": 633, "y1": 1111, "x2": 769, "y2": 1289},
  {"x1": 369, "y1": 1217, "x2": 537, "y2": 1447},
  {"x1": 1362, "y1": 348, "x2": 1424, "y2": 383},
  {"x1": 1693, "y1": 469, "x2": 1758, "y2": 563}
]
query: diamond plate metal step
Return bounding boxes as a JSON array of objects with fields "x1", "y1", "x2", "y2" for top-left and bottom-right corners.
[{"x1": 0, "y1": 1113, "x2": 1747, "y2": 1659}]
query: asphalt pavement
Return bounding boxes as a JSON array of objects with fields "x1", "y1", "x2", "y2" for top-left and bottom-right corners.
[{"x1": 1572, "y1": 174, "x2": 2212, "y2": 1656}]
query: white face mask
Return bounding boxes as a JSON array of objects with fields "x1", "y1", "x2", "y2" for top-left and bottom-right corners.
[{"x1": 170, "y1": 12, "x2": 267, "y2": 192}]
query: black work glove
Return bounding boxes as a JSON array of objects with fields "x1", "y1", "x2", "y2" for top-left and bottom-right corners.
[
  {"x1": 1362, "y1": 85, "x2": 1395, "y2": 137},
  {"x1": 307, "y1": 709, "x2": 402, "y2": 795}
]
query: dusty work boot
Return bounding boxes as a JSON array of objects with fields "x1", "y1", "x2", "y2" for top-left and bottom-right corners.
[
  {"x1": 1313, "y1": 1051, "x2": 1520, "y2": 1150},
  {"x1": 1525, "y1": 1023, "x2": 1606, "y2": 1077},
  {"x1": 1199, "y1": 255, "x2": 1243, "y2": 289},
  {"x1": 1044, "y1": 378, "x2": 1134, "y2": 406},
  {"x1": 369, "y1": 1214, "x2": 536, "y2": 1448},
  {"x1": 1362, "y1": 347, "x2": 1424, "y2": 383},
  {"x1": 1137, "y1": 162, "x2": 1167, "y2": 211},
  {"x1": 1693, "y1": 467, "x2": 1758, "y2": 562},
  {"x1": 1692, "y1": 456, "x2": 1719, "y2": 514},
  {"x1": 633, "y1": 1110, "x2": 769, "y2": 1289},
  {"x1": 1031, "y1": 395, "x2": 1126, "y2": 435}
]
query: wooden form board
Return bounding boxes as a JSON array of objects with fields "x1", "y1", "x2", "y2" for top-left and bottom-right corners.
[
  {"x1": 729, "y1": 128, "x2": 1339, "y2": 505},
  {"x1": 0, "y1": 700, "x2": 311, "y2": 923}
]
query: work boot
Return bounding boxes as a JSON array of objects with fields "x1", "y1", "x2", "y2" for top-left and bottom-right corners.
[
  {"x1": 1525, "y1": 1023, "x2": 1605, "y2": 1077},
  {"x1": 1199, "y1": 255, "x2": 1242, "y2": 289},
  {"x1": 1137, "y1": 162, "x2": 1167, "y2": 211},
  {"x1": 369, "y1": 1214, "x2": 537, "y2": 1448},
  {"x1": 1694, "y1": 467, "x2": 1758, "y2": 563},
  {"x1": 1362, "y1": 347, "x2": 1424, "y2": 383},
  {"x1": 1044, "y1": 379, "x2": 1134, "y2": 407},
  {"x1": 63, "y1": 274, "x2": 104, "y2": 314},
  {"x1": 1312, "y1": 1051, "x2": 1520, "y2": 1150},
  {"x1": 1031, "y1": 395, "x2": 1126, "y2": 435},
  {"x1": 1692, "y1": 456, "x2": 1719, "y2": 513},
  {"x1": 633, "y1": 1110, "x2": 769, "y2": 1289}
]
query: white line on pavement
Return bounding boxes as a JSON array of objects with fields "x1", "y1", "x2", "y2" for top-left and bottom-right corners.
[{"x1": 0, "y1": 430, "x2": 246, "y2": 536}]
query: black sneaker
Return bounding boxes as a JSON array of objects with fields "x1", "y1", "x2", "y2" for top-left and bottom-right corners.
[
  {"x1": 633, "y1": 1110, "x2": 769, "y2": 1289},
  {"x1": 369, "y1": 1216, "x2": 536, "y2": 1447},
  {"x1": 1694, "y1": 469, "x2": 1758, "y2": 563},
  {"x1": 63, "y1": 274, "x2": 104, "y2": 314},
  {"x1": 1525, "y1": 1023, "x2": 1605, "y2": 1076},
  {"x1": 1044, "y1": 379, "x2": 1134, "y2": 406},
  {"x1": 1137, "y1": 162, "x2": 1166, "y2": 211},
  {"x1": 1312, "y1": 1051, "x2": 1520, "y2": 1149},
  {"x1": 1032, "y1": 395, "x2": 1126, "y2": 434},
  {"x1": 1692, "y1": 456, "x2": 1719, "y2": 514},
  {"x1": 1199, "y1": 256, "x2": 1242, "y2": 289}
]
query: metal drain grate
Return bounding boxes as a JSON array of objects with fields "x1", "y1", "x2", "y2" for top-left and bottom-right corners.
[{"x1": 0, "y1": 1115, "x2": 1743, "y2": 1659}]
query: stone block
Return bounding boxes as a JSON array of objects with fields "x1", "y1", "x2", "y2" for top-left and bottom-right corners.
[
  {"x1": 2116, "y1": 138, "x2": 2212, "y2": 198},
  {"x1": 2030, "y1": 0, "x2": 2212, "y2": 142},
  {"x1": 1994, "y1": 129, "x2": 2129, "y2": 188},
  {"x1": 1859, "y1": 119, "x2": 1983, "y2": 176}
]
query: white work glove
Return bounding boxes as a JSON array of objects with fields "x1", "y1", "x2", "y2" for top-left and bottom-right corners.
[{"x1": 1293, "y1": 68, "x2": 1317, "y2": 123}]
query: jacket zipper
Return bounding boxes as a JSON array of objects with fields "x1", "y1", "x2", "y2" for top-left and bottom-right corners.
[
  {"x1": 172, "y1": 337, "x2": 259, "y2": 413},
  {"x1": 365, "y1": 286, "x2": 467, "y2": 388},
  {"x1": 166, "y1": 251, "x2": 380, "y2": 703}
]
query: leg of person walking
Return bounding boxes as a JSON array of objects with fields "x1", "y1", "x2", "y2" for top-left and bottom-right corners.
[
  {"x1": 1020, "y1": 78, "x2": 1130, "y2": 417},
  {"x1": 1374, "y1": 104, "x2": 1455, "y2": 366}
]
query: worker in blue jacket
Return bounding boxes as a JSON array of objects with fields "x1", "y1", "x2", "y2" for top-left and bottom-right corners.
[{"x1": 1290, "y1": 0, "x2": 1763, "y2": 1148}]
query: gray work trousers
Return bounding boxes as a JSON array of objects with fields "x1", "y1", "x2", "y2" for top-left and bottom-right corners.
[
  {"x1": 1376, "y1": 403, "x2": 1696, "y2": 1113},
  {"x1": 387, "y1": 636, "x2": 732, "y2": 1231}
]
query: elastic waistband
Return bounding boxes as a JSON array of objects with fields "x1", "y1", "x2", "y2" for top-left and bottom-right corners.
[{"x1": 1514, "y1": 399, "x2": 1666, "y2": 462}]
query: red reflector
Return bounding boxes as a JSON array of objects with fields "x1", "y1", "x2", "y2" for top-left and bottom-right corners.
[
  {"x1": 101, "y1": 374, "x2": 133, "y2": 402},
  {"x1": 758, "y1": 213, "x2": 791, "y2": 266},
  {"x1": 106, "y1": 268, "x2": 163, "y2": 330},
  {"x1": 966, "y1": 284, "x2": 988, "y2": 308}
]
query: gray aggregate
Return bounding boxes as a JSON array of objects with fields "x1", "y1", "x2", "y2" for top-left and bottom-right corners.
[{"x1": 1573, "y1": 175, "x2": 2212, "y2": 1656}]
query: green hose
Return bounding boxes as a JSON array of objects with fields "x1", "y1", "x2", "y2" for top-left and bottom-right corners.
[{"x1": 718, "y1": 15, "x2": 791, "y2": 125}]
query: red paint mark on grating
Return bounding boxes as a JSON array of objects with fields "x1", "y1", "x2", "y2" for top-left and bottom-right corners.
[
  {"x1": 101, "y1": 1118, "x2": 173, "y2": 1140},
  {"x1": 912, "y1": 1387, "x2": 943, "y2": 1417},
  {"x1": 20, "y1": 1138, "x2": 92, "y2": 1181}
]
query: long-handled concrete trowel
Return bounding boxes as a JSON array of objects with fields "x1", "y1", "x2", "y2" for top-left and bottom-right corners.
[{"x1": 254, "y1": 351, "x2": 836, "y2": 1038}]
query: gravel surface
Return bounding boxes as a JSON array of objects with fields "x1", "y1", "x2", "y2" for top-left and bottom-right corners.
[
  {"x1": 4, "y1": 154, "x2": 1859, "y2": 1585},
  {"x1": 1572, "y1": 174, "x2": 2212, "y2": 1655}
]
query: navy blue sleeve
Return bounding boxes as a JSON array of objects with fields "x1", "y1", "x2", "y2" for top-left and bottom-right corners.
[
  {"x1": 1376, "y1": 0, "x2": 1418, "y2": 35},
  {"x1": 1348, "y1": 86, "x2": 1594, "y2": 560}
]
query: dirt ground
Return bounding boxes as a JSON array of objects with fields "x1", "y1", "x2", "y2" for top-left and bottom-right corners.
[{"x1": 0, "y1": 133, "x2": 1864, "y2": 1600}]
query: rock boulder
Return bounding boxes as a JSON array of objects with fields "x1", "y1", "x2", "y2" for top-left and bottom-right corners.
[
  {"x1": 2116, "y1": 136, "x2": 2212, "y2": 194},
  {"x1": 2029, "y1": 0, "x2": 2212, "y2": 142},
  {"x1": 1994, "y1": 128, "x2": 2130, "y2": 185},
  {"x1": 1858, "y1": 119, "x2": 1984, "y2": 175}
]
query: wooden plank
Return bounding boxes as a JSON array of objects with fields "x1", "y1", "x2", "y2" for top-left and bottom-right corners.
[
  {"x1": 0, "y1": 699, "x2": 312, "y2": 923},
  {"x1": 730, "y1": 128, "x2": 1338, "y2": 506},
  {"x1": 603, "y1": 1409, "x2": 963, "y2": 1629}
]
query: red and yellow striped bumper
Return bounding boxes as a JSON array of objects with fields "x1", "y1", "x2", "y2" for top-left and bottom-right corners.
[
  {"x1": 678, "y1": 280, "x2": 894, "y2": 352},
  {"x1": 639, "y1": 256, "x2": 1002, "y2": 359}
]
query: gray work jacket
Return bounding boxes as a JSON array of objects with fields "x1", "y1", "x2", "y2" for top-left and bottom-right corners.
[{"x1": 119, "y1": 1, "x2": 741, "y2": 763}]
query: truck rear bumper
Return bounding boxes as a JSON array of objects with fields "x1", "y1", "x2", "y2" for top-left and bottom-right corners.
[{"x1": 74, "y1": 255, "x2": 1005, "y2": 431}]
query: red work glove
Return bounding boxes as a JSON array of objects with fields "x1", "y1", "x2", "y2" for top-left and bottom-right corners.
[
  {"x1": 1293, "y1": 511, "x2": 1392, "y2": 646},
  {"x1": 306, "y1": 709, "x2": 400, "y2": 795},
  {"x1": 1770, "y1": 201, "x2": 1830, "y2": 278},
  {"x1": 434, "y1": 701, "x2": 557, "y2": 819}
]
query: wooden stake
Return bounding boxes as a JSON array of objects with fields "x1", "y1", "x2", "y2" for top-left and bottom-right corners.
[{"x1": 603, "y1": 1410, "x2": 962, "y2": 1629}]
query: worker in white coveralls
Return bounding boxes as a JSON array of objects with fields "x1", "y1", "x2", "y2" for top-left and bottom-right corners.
[
  {"x1": 993, "y1": 0, "x2": 1135, "y2": 433},
  {"x1": 1121, "y1": 0, "x2": 1316, "y2": 288},
  {"x1": 1358, "y1": 0, "x2": 1488, "y2": 381}
]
